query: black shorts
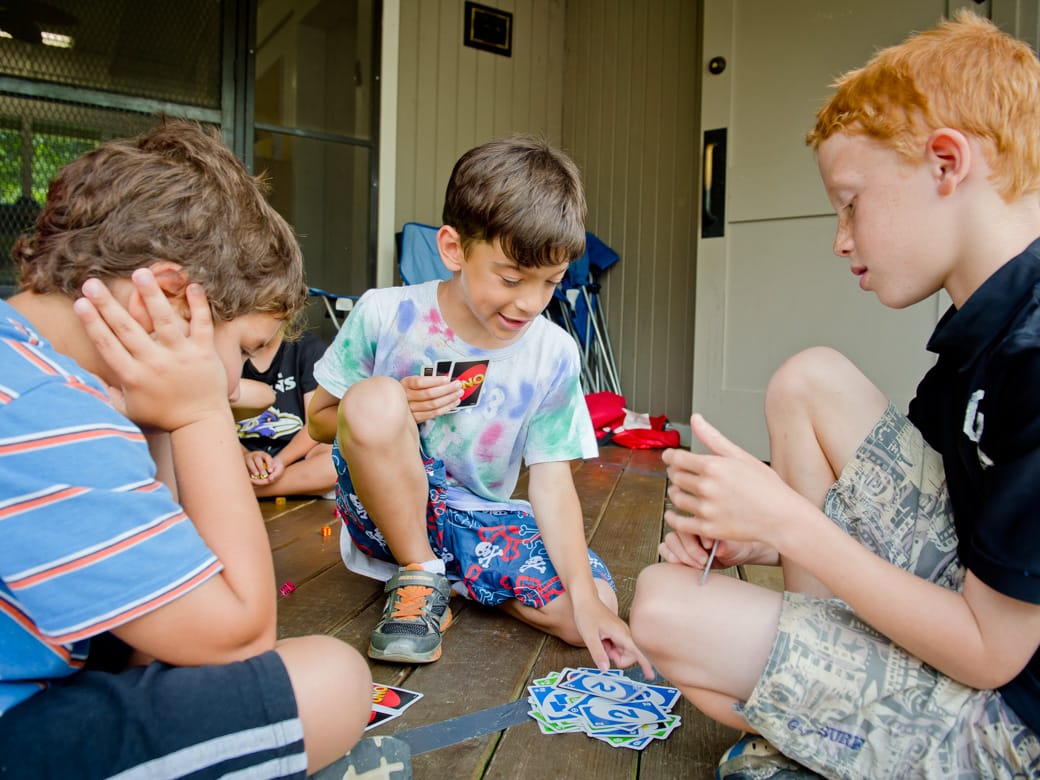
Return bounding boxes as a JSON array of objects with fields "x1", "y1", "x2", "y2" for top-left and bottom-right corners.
[{"x1": 0, "y1": 650, "x2": 304, "y2": 779}]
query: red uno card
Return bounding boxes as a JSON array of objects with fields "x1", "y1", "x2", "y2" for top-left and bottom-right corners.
[
  {"x1": 367, "y1": 683, "x2": 423, "y2": 731},
  {"x1": 450, "y1": 360, "x2": 489, "y2": 407}
]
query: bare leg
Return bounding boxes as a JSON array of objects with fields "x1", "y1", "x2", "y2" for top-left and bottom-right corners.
[
  {"x1": 275, "y1": 635, "x2": 372, "y2": 774},
  {"x1": 499, "y1": 579, "x2": 618, "y2": 645},
  {"x1": 252, "y1": 443, "x2": 336, "y2": 498},
  {"x1": 336, "y1": 377, "x2": 434, "y2": 565},
  {"x1": 765, "y1": 347, "x2": 888, "y2": 595},
  {"x1": 630, "y1": 562, "x2": 782, "y2": 730}
]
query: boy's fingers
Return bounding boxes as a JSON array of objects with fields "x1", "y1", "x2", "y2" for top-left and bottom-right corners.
[
  {"x1": 73, "y1": 292, "x2": 136, "y2": 374},
  {"x1": 79, "y1": 278, "x2": 150, "y2": 351},
  {"x1": 129, "y1": 268, "x2": 181, "y2": 344},
  {"x1": 183, "y1": 282, "x2": 215, "y2": 341},
  {"x1": 690, "y1": 413, "x2": 752, "y2": 461},
  {"x1": 588, "y1": 638, "x2": 612, "y2": 672}
]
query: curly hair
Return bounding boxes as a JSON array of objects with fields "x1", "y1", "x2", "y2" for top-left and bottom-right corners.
[
  {"x1": 806, "y1": 10, "x2": 1040, "y2": 201},
  {"x1": 14, "y1": 118, "x2": 307, "y2": 322}
]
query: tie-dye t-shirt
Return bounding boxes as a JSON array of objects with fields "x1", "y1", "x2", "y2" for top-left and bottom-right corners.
[{"x1": 312, "y1": 280, "x2": 598, "y2": 504}]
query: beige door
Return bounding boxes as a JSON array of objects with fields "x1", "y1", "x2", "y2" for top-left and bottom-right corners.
[{"x1": 691, "y1": 0, "x2": 996, "y2": 459}]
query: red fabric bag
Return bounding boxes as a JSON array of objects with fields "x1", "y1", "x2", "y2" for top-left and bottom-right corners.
[
  {"x1": 584, "y1": 392, "x2": 680, "y2": 449},
  {"x1": 585, "y1": 391, "x2": 627, "y2": 441},
  {"x1": 611, "y1": 414, "x2": 681, "y2": 449}
]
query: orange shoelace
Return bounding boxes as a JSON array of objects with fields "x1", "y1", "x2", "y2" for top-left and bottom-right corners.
[{"x1": 390, "y1": 585, "x2": 434, "y2": 619}]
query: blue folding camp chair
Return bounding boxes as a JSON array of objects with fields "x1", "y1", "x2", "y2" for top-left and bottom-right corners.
[
  {"x1": 308, "y1": 286, "x2": 357, "y2": 330},
  {"x1": 546, "y1": 232, "x2": 622, "y2": 394},
  {"x1": 398, "y1": 222, "x2": 450, "y2": 285}
]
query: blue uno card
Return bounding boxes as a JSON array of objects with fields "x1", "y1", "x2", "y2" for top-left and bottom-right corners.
[
  {"x1": 559, "y1": 670, "x2": 645, "y2": 702},
  {"x1": 576, "y1": 697, "x2": 668, "y2": 730}
]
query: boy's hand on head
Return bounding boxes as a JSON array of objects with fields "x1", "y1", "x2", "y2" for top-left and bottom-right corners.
[
  {"x1": 73, "y1": 269, "x2": 230, "y2": 432},
  {"x1": 399, "y1": 374, "x2": 463, "y2": 423}
]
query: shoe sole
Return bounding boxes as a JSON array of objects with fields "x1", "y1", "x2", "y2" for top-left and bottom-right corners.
[{"x1": 368, "y1": 608, "x2": 453, "y2": 664}]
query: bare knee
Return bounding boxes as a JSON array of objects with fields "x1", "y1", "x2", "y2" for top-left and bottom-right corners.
[
  {"x1": 765, "y1": 346, "x2": 854, "y2": 419},
  {"x1": 338, "y1": 377, "x2": 410, "y2": 447},
  {"x1": 277, "y1": 635, "x2": 371, "y2": 772},
  {"x1": 630, "y1": 563, "x2": 678, "y2": 656}
]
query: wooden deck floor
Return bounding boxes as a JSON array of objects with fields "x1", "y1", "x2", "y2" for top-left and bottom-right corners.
[{"x1": 263, "y1": 445, "x2": 744, "y2": 779}]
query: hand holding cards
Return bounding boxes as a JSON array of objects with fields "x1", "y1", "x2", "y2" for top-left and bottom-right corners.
[{"x1": 420, "y1": 359, "x2": 491, "y2": 411}]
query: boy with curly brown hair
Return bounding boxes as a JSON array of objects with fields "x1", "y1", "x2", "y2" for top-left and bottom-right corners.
[{"x1": 0, "y1": 119, "x2": 374, "y2": 778}]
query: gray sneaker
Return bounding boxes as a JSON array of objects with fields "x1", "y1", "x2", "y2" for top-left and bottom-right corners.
[
  {"x1": 368, "y1": 564, "x2": 453, "y2": 663},
  {"x1": 716, "y1": 734, "x2": 820, "y2": 779}
]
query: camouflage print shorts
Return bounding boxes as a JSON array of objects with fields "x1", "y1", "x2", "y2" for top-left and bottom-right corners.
[{"x1": 738, "y1": 404, "x2": 1040, "y2": 779}]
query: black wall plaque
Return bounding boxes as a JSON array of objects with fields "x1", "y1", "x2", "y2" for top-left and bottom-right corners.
[{"x1": 464, "y1": 2, "x2": 512, "y2": 57}]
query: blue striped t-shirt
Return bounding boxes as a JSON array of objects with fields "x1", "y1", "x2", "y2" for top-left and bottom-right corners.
[{"x1": 0, "y1": 301, "x2": 221, "y2": 715}]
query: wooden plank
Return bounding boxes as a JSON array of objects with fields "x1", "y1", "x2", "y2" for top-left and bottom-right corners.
[
  {"x1": 259, "y1": 496, "x2": 315, "y2": 522},
  {"x1": 739, "y1": 564, "x2": 784, "y2": 592},
  {"x1": 264, "y1": 498, "x2": 337, "y2": 546},
  {"x1": 275, "y1": 556, "x2": 383, "y2": 640},
  {"x1": 574, "y1": 450, "x2": 633, "y2": 540},
  {"x1": 376, "y1": 606, "x2": 549, "y2": 780},
  {"x1": 485, "y1": 446, "x2": 668, "y2": 778},
  {"x1": 269, "y1": 503, "x2": 344, "y2": 588}
]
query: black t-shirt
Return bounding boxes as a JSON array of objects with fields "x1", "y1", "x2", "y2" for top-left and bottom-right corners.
[
  {"x1": 237, "y1": 331, "x2": 327, "y2": 456},
  {"x1": 908, "y1": 237, "x2": 1040, "y2": 733}
]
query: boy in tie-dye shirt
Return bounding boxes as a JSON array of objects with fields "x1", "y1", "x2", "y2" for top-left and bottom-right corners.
[{"x1": 310, "y1": 136, "x2": 650, "y2": 676}]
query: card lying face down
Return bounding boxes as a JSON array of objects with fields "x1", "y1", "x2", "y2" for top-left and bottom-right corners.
[{"x1": 421, "y1": 359, "x2": 491, "y2": 411}]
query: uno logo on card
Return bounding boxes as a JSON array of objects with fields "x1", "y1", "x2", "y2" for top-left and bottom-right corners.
[
  {"x1": 372, "y1": 685, "x2": 401, "y2": 708},
  {"x1": 456, "y1": 364, "x2": 487, "y2": 402}
]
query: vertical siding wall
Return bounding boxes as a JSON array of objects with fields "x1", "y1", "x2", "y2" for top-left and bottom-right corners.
[
  {"x1": 395, "y1": 0, "x2": 567, "y2": 228},
  {"x1": 563, "y1": 0, "x2": 701, "y2": 423},
  {"x1": 394, "y1": 0, "x2": 701, "y2": 423}
]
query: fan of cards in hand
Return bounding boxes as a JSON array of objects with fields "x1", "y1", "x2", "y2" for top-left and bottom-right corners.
[{"x1": 526, "y1": 667, "x2": 682, "y2": 750}]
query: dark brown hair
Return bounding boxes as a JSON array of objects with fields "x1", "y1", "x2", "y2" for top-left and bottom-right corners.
[{"x1": 442, "y1": 135, "x2": 587, "y2": 266}]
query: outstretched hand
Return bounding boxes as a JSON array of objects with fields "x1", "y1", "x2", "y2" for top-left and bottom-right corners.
[
  {"x1": 574, "y1": 598, "x2": 655, "y2": 680},
  {"x1": 73, "y1": 268, "x2": 230, "y2": 432}
]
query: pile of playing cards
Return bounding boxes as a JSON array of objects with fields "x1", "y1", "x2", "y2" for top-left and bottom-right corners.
[
  {"x1": 367, "y1": 682, "x2": 422, "y2": 731},
  {"x1": 526, "y1": 668, "x2": 682, "y2": 750}
]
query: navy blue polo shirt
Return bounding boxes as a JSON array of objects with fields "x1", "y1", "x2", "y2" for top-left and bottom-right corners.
[{"x1": 908, "y1": 237, "x2": 1040, "y2": 734}]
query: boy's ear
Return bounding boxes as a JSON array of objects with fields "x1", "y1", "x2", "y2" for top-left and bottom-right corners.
[
  {"x1": 126, "y1": 261, "x2": 191, "y2": 332},
  {"x1": 925, "y1": 128, "x2": 971, "y2": 197},
  {"x1": 437, "y1": 225, "x2": 465, "y2": 273}
]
